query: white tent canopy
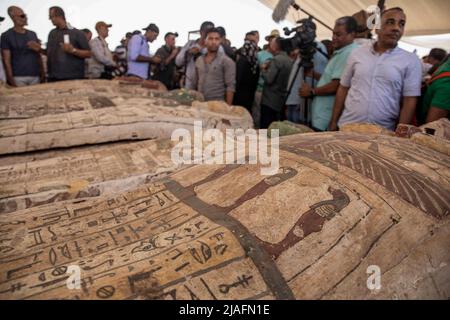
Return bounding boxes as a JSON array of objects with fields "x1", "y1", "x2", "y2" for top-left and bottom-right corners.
[{"x1": 259, "y1": 0, "x2": 450, "y2": 39}]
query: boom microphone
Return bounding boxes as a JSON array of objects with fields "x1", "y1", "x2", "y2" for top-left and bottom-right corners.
[
  {"x1": 377, "y1": 0, "x2": 386, "y2": 12},
  {"x1": 272, "y1": 0, "x2": 295, "y2": 23}
]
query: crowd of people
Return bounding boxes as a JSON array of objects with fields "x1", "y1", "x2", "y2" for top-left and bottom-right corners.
[{"x1": 0, "y1": 5, "x2": 449, "y2": 133}]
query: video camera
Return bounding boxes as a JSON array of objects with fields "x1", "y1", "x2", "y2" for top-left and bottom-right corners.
[{"x1": 282, "y1": 18, "x2": 318, "y2": 69}]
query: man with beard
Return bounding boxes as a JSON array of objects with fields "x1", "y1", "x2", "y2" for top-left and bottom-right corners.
[
  {"x1": 330, "y1": 7, "x2": 422, "y2": 132},
  {"x1": 176, "y1": 21, "x2": 225, "y2": 90},
  {"x1": 193, "y1": 28, "x2": 236, "y2": 105}
]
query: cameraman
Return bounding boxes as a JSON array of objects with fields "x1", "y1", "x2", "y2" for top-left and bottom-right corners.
[
  {"x1": 299, "y1": 17, "x2": 358, "y2": 132},
  {"x1": 260, "y1": 37, "x2": 293, "y2": 129},
  {"x1": 87, "y1": 21, "x2": 116, "y2": 79},
  {"x1": 153, "y1": 32, "x2": 180, "y2": 89},
  {"x1": 285, "y1": 20, "x2": 328, "y2": 125}
]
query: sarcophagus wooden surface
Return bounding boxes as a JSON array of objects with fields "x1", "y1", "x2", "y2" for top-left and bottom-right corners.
[
  {"x1": 0, "y1": 82, "x2": 205, "y2": 120},
  {"x1": 0, "y1": 79, "x2": 203, "y2": 102},
  {"x1": 0, "y1": 94, "x2": 203, "y2": 120},
  {"x1": 0, "y1": 132, "x2": 448, "y2": 300},
  {"x1": 0, "y1": 139, "x2": 178, "y2": 214},
  {"x1": 0, "y1": 101, "x2": 253, "y2": 155},
  {"x1": 0, "y1": 80, "x2": 167, "y2": 98}
]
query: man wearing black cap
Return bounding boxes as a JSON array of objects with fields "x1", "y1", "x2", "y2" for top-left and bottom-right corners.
[
  {"x1": 0, "y1": 16, "x2": 5, "y2": 83},
  {"x1": 127, "y1": 23, "x2": 161, "y2": 79},
  {"x1": 153, "y1": 32, "x2": 180, "y2": 89},
  {"x1": 175, "y1": 21, "x2": 224, "y2": 89}
]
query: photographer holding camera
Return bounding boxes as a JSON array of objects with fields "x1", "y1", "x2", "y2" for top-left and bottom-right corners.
[
  {"x1": 260, "y1": 37, "x2": 293, "y2": 129},
  {"x1": 87, "y1": 21, "x2": 116, "y2": 79},
  {"x1": 153, "y1": 32, "x2": 180, "y2": 90}
]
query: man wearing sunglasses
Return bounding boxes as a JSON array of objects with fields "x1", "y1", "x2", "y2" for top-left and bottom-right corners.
[{"x1": 0, "y1": 6, "x2": 44, "y2": 87}]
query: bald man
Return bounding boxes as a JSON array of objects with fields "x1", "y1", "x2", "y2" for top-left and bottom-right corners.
[{"x1": 0, "y1": 6, "x2": 44, "y2": 86}]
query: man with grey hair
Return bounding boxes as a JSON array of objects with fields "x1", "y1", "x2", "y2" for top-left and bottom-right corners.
[
  {"x1": 1, "y1": 6, "x2": 44, "y2": 86},
  {"x1": 330, "y1": 7, "x2": 422, "y2": 132}
]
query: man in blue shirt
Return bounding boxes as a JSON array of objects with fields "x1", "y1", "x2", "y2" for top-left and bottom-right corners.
[
  {"x1": 127, "y1": 23, "x2": 161, "y2": 79},
  {"x1": 299, "y1": 16, "x2": 358, "y2": 131}
]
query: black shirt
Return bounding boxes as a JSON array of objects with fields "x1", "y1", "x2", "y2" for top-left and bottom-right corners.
[
  {"x1": 47, "y1": 27, "x2": 90, "y2": 80},
  {"x1": 0, "y1": 28, "x2": 40, "y2": 77},
  {"x1": 154, "y1": 45, "x2": 177, "y2": 89}
]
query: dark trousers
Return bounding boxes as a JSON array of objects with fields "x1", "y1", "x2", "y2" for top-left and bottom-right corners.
[
  {"x1": 260, "y1": 104, "x2": 282, "y2": 129},
  {"x1": 47, "y1": 77, "x2": 84, "y2": 83}
]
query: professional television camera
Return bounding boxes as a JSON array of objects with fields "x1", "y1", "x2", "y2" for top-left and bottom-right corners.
[
  {"x1": 282, "y1": 18, "x2": 320, "y2": 70},
  {"x1": 281, "y1": 18, "x2": 329, "y2": 125}
]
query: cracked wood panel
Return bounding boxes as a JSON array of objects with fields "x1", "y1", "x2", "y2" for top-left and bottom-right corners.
[
  {"x1": 0, "y1": 132, "x2": 448, "y2": 300},
  {"x1": 0, "y1": 139, "x2": 178, "y2": 214},
  {"x1": 0, "y1": 102, "x2": 253, "y2": 155}
]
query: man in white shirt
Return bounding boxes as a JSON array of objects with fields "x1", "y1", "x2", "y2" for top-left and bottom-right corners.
[
  {"x1": 330, "y1": 7, "x2": 422, "y2": 132},
  {"x1": 87, "y1": 21, "x2": 116, "y2": 79}
]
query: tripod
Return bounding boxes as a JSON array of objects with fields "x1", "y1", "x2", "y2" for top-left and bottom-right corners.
[{"x1": 283, "y1": 46, "x2": 328, "y2": 126}]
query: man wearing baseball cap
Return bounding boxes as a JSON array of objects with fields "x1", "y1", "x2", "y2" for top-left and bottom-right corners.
[
  {"x1": 127, "y1": 23, "x2": 161, "y2": 79},
  {"x1": 87, "y1": 21, "x2": 116, "y2": 79},
  {"x1": 265, "y1": 29, "x2": 280, "y2": 42},
  {"x1": 153, "y1": 32, "x2": 180, "y2": 89}
]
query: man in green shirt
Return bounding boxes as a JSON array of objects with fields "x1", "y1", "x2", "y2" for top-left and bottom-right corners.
[
  {"x1": 299, "y1": 16, "x2": 358, "y2": 131},
  {"x1": 421, "y1": 55, "x2": 450, "y2": 124}
]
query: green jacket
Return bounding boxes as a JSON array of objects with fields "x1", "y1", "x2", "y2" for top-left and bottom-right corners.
[
  {"x1": 421, "y1": 57, "x2": 450, "y2": 123},
  {"x1": 261, "y1": 52, "x2": 293, "y2": 112}
]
